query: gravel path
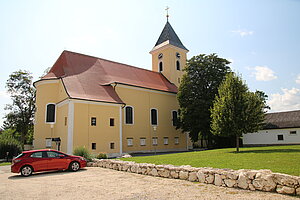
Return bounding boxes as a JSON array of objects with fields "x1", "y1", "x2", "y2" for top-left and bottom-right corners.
[{"x1": 0, "y1": 166, "x2": 297, "y2": 200}]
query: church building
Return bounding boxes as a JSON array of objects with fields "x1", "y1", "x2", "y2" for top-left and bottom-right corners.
[{"x1": 33, "y1": 20, "x2": 192, "y2": 157}]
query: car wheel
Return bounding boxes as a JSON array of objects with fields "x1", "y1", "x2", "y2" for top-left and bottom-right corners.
[
  {"x1": 21, "y1": 165, "x2": 33, "y2": 177},
  {"x1": 69, "y1": 161, "x2": 80, "y2": 172}
]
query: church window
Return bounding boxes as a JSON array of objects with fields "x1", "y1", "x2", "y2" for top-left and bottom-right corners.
[
  {"x1": 159, "y1": 62, "x2": 163, "y2": 72},
  {"x1": 91, "y1": 117, "x2": 96, "y2": 126},
  {"x1": 110, "y1": 118, "x2": 115, "y2": 126},
  {"x1": 151, "y1": 108, "x2": 158, "y2": 125},
  {"x1": 172, "y1": 110, "x2": 178, "y2": 126},
  {"x1": 277, "y1": 135, "x2": 284, "y2": 141},
  {"x1": 176, "y1": 52, "x2": 181, "y2": 59},
  {"x1": 92, "y1": 143, "x2": 96, "y2": 150},
  {"x1": 46, "y1": 103, "x2": 56, "y2": 123},
  {"x1": 64, "y1": 117, "x2": 67, "y2": 126},
  {"x1": 176, "y1": 60, "x2": 180, "y2": 70},
  {"x1": 125, "y1": 106, "x2": 134, "y2": 124}
]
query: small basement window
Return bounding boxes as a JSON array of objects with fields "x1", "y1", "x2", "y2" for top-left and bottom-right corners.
[
  {"x1": 127, "y1": 138, "x2": 133, "y2": 146},
  {"x1": 164, "y1": 137, "x2": 169, "y2": 145},
  {"x1": 277, "y1": 135, "x2": 284, "y2": 141},
  {"x1": 290, "y1": 131, "x2": 297, "y2": 135},
  {"x1": 175, "y1": 137, "x2": 179, "y2": 145},
  {"x1": 152, "y1": 137, "x2": 158, "y2": 146},
  {"x1": 140, "y1": 138, "x2": 146, "y2": 146},
  {"x1": 110, "y1": 143, "x2": 115, "y2": 149},
  {"x1": 92, "y1": 143, "x2": 96, "y2": 150}
]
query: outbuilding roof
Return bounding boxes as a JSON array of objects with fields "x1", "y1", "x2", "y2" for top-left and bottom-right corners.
[
  {"x1": 40, "y1": 50, "x2": 177, "y2": 104},
  {"x1": 264, "y1": 110, "x2": 300, "y2": 129}
]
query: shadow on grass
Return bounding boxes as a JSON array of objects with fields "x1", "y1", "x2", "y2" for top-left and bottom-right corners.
[{"x1": 229, "y1": 149, "x2": 300, "y2": 154}]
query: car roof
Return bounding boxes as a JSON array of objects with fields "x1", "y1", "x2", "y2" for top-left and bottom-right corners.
[{"x1": 22, "y1": 149, "x2": 57, "y2": 154}]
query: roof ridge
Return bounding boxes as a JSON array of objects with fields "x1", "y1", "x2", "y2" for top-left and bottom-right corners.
[
  {"x1": 267, "y1": 109, "x2": 300, "y2": 115},
  {"x1": 63, "y1": 50, "x2": 162, "y2": 75}
]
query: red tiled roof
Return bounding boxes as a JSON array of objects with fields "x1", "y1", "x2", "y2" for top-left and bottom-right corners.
[{"x1": 41, "y1": 51, "x2": 177, "y2": 104}]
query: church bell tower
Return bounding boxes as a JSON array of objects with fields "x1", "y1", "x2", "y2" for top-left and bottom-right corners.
[{"x1": 150, "y1": 18, "x2": 188, "y2": 87}]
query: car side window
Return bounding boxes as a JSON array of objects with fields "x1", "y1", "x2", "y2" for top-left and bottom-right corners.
[
  {"x1": 47, "y1": 151, "x2": 59, "y2": 158},
  {"x1": 30, "y1": 152, "x2": 43, "y2": 158}
]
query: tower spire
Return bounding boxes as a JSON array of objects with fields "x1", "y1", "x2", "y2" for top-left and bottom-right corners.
[{"x1": 165, "y1": 6, "x2": 169, "y2": 21}]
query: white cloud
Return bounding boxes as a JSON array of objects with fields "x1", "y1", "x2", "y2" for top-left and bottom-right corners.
[
  {"x1": 296, "y1": 74, "x2": 300, "y2": 84},
  {"x1": 268, "y1": 88, "x2": 300, "y2": 112},
  {"x1": 231, "y1": 29, "x2": 254, "y2": 37},
  {"x1": 253, "y1": 66, "x2": 277, "y2": 81}
]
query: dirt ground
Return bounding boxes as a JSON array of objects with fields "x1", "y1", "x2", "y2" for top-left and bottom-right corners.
[{"x1": 0, "y1": 165, "x2": 297, "y2": 200}]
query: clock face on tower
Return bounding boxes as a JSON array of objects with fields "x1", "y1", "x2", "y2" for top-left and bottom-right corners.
[
  {"x1": 176, "y1": 52, "x2": 181, "y2": 59},
  {"x1": 158, "y1": 53, "x2": 163, "y2": 59}
]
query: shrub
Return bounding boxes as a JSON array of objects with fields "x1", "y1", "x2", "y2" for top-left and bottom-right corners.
[
  {"x1": 96, "y1": 152, "x2": 108, "y2": 159},
  {"x1": 0, "y1": 130, "x2": 23, "y2": 159},
  {"x1": 73, "y1": 146, "x2": 92, "y2": 161}
]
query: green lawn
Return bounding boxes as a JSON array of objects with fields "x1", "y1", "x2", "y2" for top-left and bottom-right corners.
[
  {"x1": 0, "y1": 162, "x2": 11, "y2": 166},
  {"x1": 121, "y1": 145, "x2": 300, "y2": 176}
]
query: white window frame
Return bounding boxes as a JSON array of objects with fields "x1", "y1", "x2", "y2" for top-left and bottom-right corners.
[
  {"x1": 175, "y1": 137, "x2": 179, "y2": 145},
  {"x1": 152, "y1": 137, "x2": 158, "y2": 146},
  {"x1": 124, "y1": 106, "x2": 134, "y2": 125},
  {"x1": 45, "y1": 103, "x2": 56, "y2": 124},
  {"x1": 140, "y1": 138, "x2": 146, "y2": 146},
  {"x1": 127, "y1": 138, "x2": 133, "y2": 146},
  {"x1": 150, "y1": 108, "x2": 158, "y2": 126},
  {"x1": 164, "y1": 137, "x2": 169, "y2": 145}
]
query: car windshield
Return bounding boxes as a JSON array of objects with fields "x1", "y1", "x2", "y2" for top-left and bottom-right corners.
[{"x1": 15, "y1": 153, "x2": 26, "y2": 159}]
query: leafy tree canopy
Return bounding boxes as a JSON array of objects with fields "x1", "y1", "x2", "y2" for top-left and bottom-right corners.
[
  {"x1": 2, "y1": 70, "x2": 35, "y2": 145},
  {"x1": 211, "y1": 72, "x2": 268, "y2": 152},
  {"x1": 177, "y1": 54, "x2": 231, "y2": 144}
]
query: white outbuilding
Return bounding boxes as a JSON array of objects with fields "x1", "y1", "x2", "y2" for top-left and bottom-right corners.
[{"x1": 243, "y1": 110, "x2": 300, "y2": 146}]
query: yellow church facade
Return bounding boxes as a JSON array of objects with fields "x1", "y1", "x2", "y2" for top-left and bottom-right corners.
[{"x1": 33, "y1": 21, "x2": 191, "y2": 157}]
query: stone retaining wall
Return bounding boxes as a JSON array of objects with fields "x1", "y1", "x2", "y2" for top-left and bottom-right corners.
[{"x1": 87, "y1": 159, "x2": 300, "y2": 196}]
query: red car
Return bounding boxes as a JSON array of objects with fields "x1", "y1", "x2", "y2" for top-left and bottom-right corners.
[{"x1": 11, "y1": 149, "x2": 87, "y2": 177}]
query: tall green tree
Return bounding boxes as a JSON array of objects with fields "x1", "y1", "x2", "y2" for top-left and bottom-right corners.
[
  {"x1": 3, "y1": 70, "x2": 35, "y2": 145},
  {"x1": 177, "y1": 54, "x2": 231, "y2": 145},
  {"x1": 210, "y1": 72, "x2": 267, "y2": 152}
]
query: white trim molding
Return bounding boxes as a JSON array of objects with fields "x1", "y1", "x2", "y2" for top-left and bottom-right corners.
[
  {"x1": 119, "y1": 106, "x2": 123, "y2": 155},
  {"x1": 34, "y1": 79, "x2": 59, "y2": 87},
  {"x1": 71, "y1": 99, "x2": 121, "y2": 107},
  {"x1": 67, "y1": 101, "x2": 74, "y2": 154}
]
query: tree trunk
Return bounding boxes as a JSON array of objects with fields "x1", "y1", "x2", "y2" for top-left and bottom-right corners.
[{"x1": 236, "y1": 135, "x2": 240, "y2": 152}]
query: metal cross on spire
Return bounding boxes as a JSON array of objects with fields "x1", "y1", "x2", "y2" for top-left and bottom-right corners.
[{"x1": 165, "y1": 6, "x2": 169, "y2": 21}]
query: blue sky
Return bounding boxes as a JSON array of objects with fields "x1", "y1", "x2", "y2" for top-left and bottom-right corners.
[{"x1": 0, "y1": 0, "x2": 300, "y2": 126}]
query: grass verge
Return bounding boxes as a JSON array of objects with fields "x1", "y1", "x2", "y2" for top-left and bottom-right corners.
[
  {"x1": 121, "y1": 145, "x2": 300, "y2": 176},
  {"x1": 0, "y1": 162, "x2": 11, "y2": 166}
]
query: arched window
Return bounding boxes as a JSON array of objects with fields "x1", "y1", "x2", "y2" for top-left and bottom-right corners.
[
  {"x1": 125, "y1": 106, "x2": 133, "y2": 124},
  {"x1": 159, "y1": 62, "x2": 163, "y2": 72},
  {"x1": 151, "y1": 108, "x2": 158, "y2": 125},
  {"x1": 172, "y1": 110, "x2": 178, "y2": 126},
  {"x1": 176, "y1": 60, "x2": 180, "y2": 70},
  {"x1": 46, "y1": 103, "x2": 56, "y2": 123}
]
